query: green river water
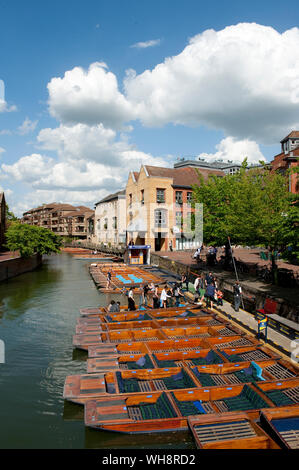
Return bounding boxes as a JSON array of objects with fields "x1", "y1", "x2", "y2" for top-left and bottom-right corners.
[{"x1": 0, "y1": 253, "x2": 194, "y2": 449}]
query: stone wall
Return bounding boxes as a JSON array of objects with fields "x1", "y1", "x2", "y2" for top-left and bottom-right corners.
[
  {"x1": 151, "y1": 253, "x2": 299, "y2": 323},
  {"x1": 0, "y1": 254, "x2": 42, "y2": 282}
]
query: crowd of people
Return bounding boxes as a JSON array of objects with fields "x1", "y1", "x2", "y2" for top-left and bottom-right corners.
[{"x1": 106, "y1": 267, "x2": 242, "y2": 313}]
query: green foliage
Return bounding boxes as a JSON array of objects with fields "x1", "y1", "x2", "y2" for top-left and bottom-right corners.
[
  {"x1": 191, "y1": 161, "x2": 290, "y2": 250},
  {"x1": 5, "y1": 222, "x2": 63, "y2": 258},
  {"x1": 5, "y1": 204, "x2": 18, "y2": 222}
]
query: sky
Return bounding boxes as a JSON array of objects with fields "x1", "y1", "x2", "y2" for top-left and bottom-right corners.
[{"x1": 1, "y1": 0, "x2": 299, "y2": 216}]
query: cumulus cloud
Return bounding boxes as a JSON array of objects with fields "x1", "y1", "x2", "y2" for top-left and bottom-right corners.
[
  {"x1": 1, "y1": 154, "x2": 54, "y2": 182},
  {"x1": 2, "y1": 122, "x2": 169, "y2": 206},
  {"x1": 131, "y1": 39, "x2": 161, "y2": 49},
  {"x1": 198, "y1": 137, "x2": 266, "y2": 164},
  {"x1": 17, "y1": 117, "x2": 38, "y2": 135},
  {"x1": 47, "y1": 62, "x2": 136, "y2": 128},
  {"x1": 124, "y1": 23, "x2": 299, "y2": 143}
]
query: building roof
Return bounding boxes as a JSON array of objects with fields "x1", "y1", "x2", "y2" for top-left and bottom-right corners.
[
  {"x1": 143, "y1": 165, "x2": 223, "y2": 187},
  {"x1": 95, "y1": 189, "x2": 125, "y2": 206},
  {"x1": 280, "y1": 131, "x2": 299, "y2": 143}
]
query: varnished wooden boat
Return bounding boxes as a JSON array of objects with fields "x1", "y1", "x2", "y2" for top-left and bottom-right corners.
[
  {"x1": 84, "y1": 383, "x2": 275, "y2": 434},
  {"x1": 87, "y1": 340, "x2": 266, "y2": 360},
  {"x1": 73, "y1": 326, "x2": 252, "y2": 351},
  {"x1": 79, "y1": 305, "x2": 199, "y2": 318},
  {"x1": 188, "y1": 412, "x2": 280, "y2": 449},
  {"x1": 64, "y1": 366, "x2": 199, "y2": 404},
  {"x1": 90, "y1": 264, "x2": 165, "y2": 291},
  {"x1": 259, "y1": 405, "x2": 299, "y2": 449},
  {"x1": 253, "y1": 377, "x2": 299, "y2": 407},
  {"x1": 75, "y1": 319, "x2": 240, "y2": 337},
  {"x1": 65, "y1": 359, "x2": 295, "y2": 405}
]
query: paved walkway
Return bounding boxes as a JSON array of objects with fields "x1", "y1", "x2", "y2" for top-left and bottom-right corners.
[
  {"x1": 0, "y1": 251, "x2": 19, "y2": 261},
  {"x1": 182, "y1": 290, "x2": 297, "y2": 360},
  {"x1": 155, "y1": 250, "x2": 299, "y2": 305}
]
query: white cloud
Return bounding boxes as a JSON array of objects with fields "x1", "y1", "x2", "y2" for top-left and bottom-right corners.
[
  {"x1": 18, "y1": 117, "x2": 38, "y2": 135},
  {"x1": 0, "y1": 147, "x2": 5, "y2": 155},
  {"x1": 1, "y1": 154, "x2": 54, "y2": 182},
  {"x1": 124, "y1": 23, "x2": 299, "y2": 143},
  {"x1": 131, "y1": 39, "x2": 161, "y2": 49},
  {"x1": 47, "y1": 62, "x2": 136, "y2": 128},
  {"x1": 198, "y1": 137, "x2": 266, "y2": 164}
]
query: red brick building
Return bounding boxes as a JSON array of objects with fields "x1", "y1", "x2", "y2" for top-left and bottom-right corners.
[{"x1": 271, "y1": 131, "x2": 299, "y2": 194}]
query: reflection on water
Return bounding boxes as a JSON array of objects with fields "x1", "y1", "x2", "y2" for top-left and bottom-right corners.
[{"x1": 0, "y1": 253, "x2": 195, "y2": 449}]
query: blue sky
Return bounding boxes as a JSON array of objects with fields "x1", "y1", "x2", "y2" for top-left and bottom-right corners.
[{"x1": 1, "y1": 0, "x2": 299, "y2": 215}]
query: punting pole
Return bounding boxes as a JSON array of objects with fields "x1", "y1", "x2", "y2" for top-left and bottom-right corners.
[{"x1": 228, "y1": 236, "x2": 245, "y2": 310}]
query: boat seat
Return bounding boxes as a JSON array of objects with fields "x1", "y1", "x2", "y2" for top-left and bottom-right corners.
[{"x1": 138, "y1": 392, "x2": 177, "y2": 420}]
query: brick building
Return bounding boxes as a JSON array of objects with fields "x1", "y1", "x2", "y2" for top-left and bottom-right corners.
[
  {"x1": 126, "y1": 165, "x2": 223, "y2": 251},
  {"x1": 271, "y1": 131, "x2": 299, "y2": 194},
  {"x1": 22, "y1": 203, "x2": 94, "y2": 239}
]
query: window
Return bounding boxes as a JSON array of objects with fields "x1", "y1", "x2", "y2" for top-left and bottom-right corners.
[
  {"x1": 140, "y1": 189, "x2": 144, "y2": 205},
  {"x1": 175, "y1": 191, "x2": 183, "y2": 204},
  {"x1": 113, "y1": 217, "x2": 117, "y2": 229},
  {"x1": 129, "y1": 193, "x2": 132, "y2": 207},
  {"x1": 155, "y1": 209, "x2": 167, "y2": 227},
  {"x1": 187, "y1": 192, "x2": 192, "y2": 204},
  {"x1": 104, "y1": 218, "x2": 108, "y2": 230},
  {"x1": 156, "y1": 188, "x2": 165, "y2": 203},
  {"x1": 176, "y1": 211, "x2": 183, "y2": 228}
]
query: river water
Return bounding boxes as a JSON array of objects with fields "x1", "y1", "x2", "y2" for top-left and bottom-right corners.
[{"x1": 0, "y1": 253, "x2": 194, "y2": 449}]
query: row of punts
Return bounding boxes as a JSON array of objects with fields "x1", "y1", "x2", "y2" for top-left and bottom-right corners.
[
  {"x1": 89, "y1": 263, "x2": 168, "y2": 292},
  {"x1": 64, "y1": 302, "x2": 299, "y2": 448}
]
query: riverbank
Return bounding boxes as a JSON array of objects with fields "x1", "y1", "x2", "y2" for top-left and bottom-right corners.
[
  {"x1": 151, "y1": 252, "x2": 299, "y2": 324},
  {"x1": 0, "y1": 252, "x2": 42, "y2": 282}
]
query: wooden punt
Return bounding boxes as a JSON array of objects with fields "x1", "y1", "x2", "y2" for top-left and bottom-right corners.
[
  {"x1": 219, "y1": 345, "x2": 282, "y2": 363},
  {"x1": 75, "y1": 321, "x2": 240, "y2": 338},
  {"x1": 68, "y1": 359, "x2": 287, "y2": 403},
  {"x1": 84, "y1": 383, "x2": 275, "y2": 434},
  {"x1": 188, "y1": 412, "x2": 280, "y2": 449},
  {"x1": 202, "y1": 334, "x2": 261, "y2": 350},
  {"x1": 73, "y1": 328, "x2": 251, "y2": 351},
  {"x1": 90, "y1": 264, "x2": 165, "y2": 290},
  {"x1": 259, "y1": 405, "x2": 299, "y2": 449},
  {"x1": 64, "y1": 366, "x2": 200, "y2": 404},
  {"x1": 79, "y1": 305, "x2": 200, "y2": 318},
  {"x1": 252, "y1": 377, "x2": 299, "y2": 407},
  {"x1": 87, "y1": 349, "x2": 225, "y2": 373},
  {"x1": 73, "y1": 329, "x2": 168, "y2": 350}
]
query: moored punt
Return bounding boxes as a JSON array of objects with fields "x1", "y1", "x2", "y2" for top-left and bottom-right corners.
[
  {"x1": 252, "y1": 377, "x2": 299, "y2": 407},
  {"x1": 89, "y1": 263, "x2": 165, "y2": 291},
  {"x1": 64, "y1": 366, "x2": 199, "y2": 404},
  {"x1": 79, "y1": 305, "x2": 198, "y2": 318},
  {"x1": 188, "y1": 412, "x2": 280, "y2": 449},
  {"x1": 84, "y1": 383, "x2": 274, "y2": 434},
  {"x1": 73, "y1": 328, "x2": 250, "y2": 351},
  {"x1": 66, "y1": 359, "x2": 290, "y2": 404},
  {"x1": 75, "y1": 320, "x2": 240, "y2": 337},
  {"x1": 259, "y1": 405, "x2": 299, "y2": 449}
]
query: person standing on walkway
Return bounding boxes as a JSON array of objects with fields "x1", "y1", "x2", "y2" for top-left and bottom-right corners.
[
  {"x1": 152, "y1": 285, "x2": 160, "y2": 309},
  {"x1": 160, "y1": 285, "x2": 171, "y2": 308},
  {"x1": 106, "y1": 270, "x2": 112, "y2": 289},
  {"x1": 205, "y1": 271, "x2": 213, "y2": 287},
  {"x1": 174, "y1": 283, "x2": 183, "y2": 307},
  {"x1": 233, "y1": 281, "x2": 242, "y2": 312},
  {"x1": 205, "y1": 282, "x2": 216, "y2": 309},
  {"x1": 128, "y1": 287, "x2": 136, "y2": 311}
]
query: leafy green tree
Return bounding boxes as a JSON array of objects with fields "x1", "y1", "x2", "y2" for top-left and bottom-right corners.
[
  {"x1": 5, "y1": 222, "x2": 63, "y2": 258},
  {"x1": 192, "y1": 160, "x2": 291, "y2": 282}
]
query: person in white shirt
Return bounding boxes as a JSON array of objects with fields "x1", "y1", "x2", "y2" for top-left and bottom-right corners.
[
  {"x1": 160, "y1": 285, "x2": 171, "y2": 308},
  {"x1": 128, "y1": 288, "x2": 136, "y2": 311}
]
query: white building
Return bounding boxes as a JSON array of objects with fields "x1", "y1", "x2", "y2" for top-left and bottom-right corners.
[{"x1": 94, "y1": 190, "x2": 126, "y2": 247}]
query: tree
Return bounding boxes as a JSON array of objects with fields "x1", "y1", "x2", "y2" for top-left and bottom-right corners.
[
  {"x1": 192, "y1": 160, "x2": 291, "y2": 282},
  {"x1": 5, "y1": 222, "x2": 63, "y2": 258}
]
